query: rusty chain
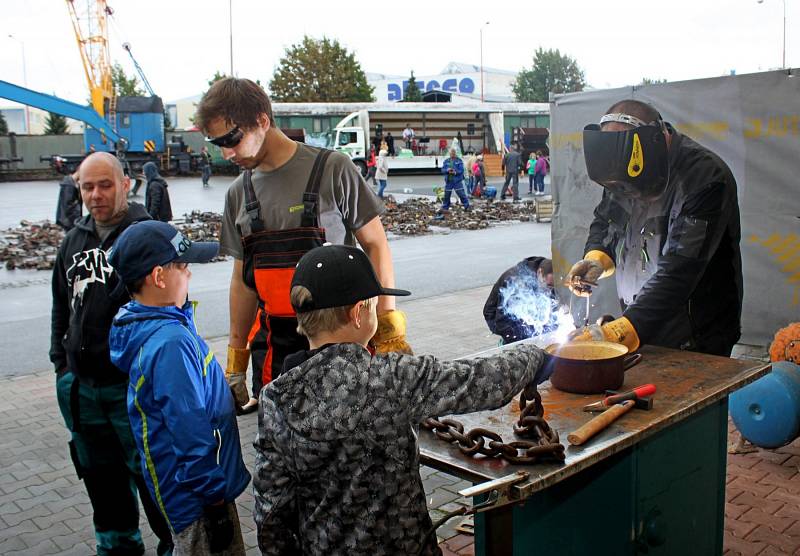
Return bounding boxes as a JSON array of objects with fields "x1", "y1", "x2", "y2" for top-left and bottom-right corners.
[{"x1": 421, "y1": 386, "x2": 566, "y2": 465}]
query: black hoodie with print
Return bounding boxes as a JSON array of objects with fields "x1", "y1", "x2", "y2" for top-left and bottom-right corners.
[{"x1": 50, "y1": 203, "x2": 151, "y2": 384}]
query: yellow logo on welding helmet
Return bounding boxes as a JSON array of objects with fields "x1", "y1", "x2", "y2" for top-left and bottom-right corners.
[{"x1": 627, "y1": 133, "x2": 644, "y2": 177}]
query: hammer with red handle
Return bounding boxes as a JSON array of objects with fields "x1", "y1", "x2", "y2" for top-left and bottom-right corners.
[{"x1": 582, "y1": 384, "x2": 656, "y2": 412}]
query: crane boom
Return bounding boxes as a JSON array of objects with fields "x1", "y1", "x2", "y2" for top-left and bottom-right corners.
[
  {"x1": 65, "y1": 0, "x2": 114, "y2": 117},
  {"x1": 122, "y1": 42, "x2": 155, "y2": 97},
  {"x1": 0, "y1": 80, "x2": 121, "y2": 144}
]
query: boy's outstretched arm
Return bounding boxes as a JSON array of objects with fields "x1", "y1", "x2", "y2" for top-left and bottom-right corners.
[
  {"x1": 253, "y1": 398, "x2": 301, "y2": 555},
  {"x1": 388, "y1": 345, "x2": 549, "y2": 423}
]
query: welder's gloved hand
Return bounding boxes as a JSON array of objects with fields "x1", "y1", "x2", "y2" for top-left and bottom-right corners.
[
  {"x1": 225, "y1": 345, "x2": 251, "y2": 407},
  {"x1": 371, "y1": 310, "x2": 414, "y2": 355},
  {"x1": 203, "y1": 503, "x2": 234, "y2": 553},
  {"x1": 567, "y1": 316, "x2": 640, "y2": 352},
  {"x1": 566, "y1": 250, "x2": 616, "y2": 297}
]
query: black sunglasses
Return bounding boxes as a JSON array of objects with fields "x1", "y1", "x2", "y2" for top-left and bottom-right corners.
[{"x1": 205, "y1": 126, "x2": 244, "y2": 148}]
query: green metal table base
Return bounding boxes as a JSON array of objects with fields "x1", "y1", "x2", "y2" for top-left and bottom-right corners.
[{"x1": 475, "y1": 398, "x2": 729, "y2": 556}]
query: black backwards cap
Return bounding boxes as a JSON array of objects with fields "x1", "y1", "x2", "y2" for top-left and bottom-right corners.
[{"x1": 291, "y1": 245, "x2": 410, "y2": 313}]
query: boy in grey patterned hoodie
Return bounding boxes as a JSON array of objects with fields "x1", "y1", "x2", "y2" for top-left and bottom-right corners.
[{"x1": 253, "y1": 245, "x2": 550, "y2": 556}]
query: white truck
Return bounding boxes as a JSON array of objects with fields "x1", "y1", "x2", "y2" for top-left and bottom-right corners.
[{"x1": 331, "y1": 103, "x2": 547, "y2": 175}]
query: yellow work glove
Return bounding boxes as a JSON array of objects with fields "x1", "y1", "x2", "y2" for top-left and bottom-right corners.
[
  {"x1": 225, "y1": 345, "x2": 251, "y2": 407},
  {"x1": 371, "y1": 310, "x2": 414, "y2": 355},
  {"x1": 567, "y1": 316, "x2": 640, "y2": 352},
  {"x1": 566, "y1": 250, "x2": 616, "y2": 297}
]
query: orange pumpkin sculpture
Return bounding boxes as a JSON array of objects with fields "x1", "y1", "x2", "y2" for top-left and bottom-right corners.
[{"x1": 770, "y1": 323, "x2": 800, "y2": 363}]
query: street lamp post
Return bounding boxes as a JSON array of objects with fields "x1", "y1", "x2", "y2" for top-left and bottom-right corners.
[
  {"x1": 480, "y1": 21, "x2": 490, "y2": 102},
  {"x1": 758, "y1": 0, "x2": 786, "y2": 69},
  {"x1": 229, "y1": 0, "x2": 234, "y2": 76},
  {"x1": 8, "y1": 34, "x2": 30, "y2": 134}
]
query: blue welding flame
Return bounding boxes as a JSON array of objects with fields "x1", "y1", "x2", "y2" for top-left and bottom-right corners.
[{"x1": 498, "y1": 264, "x2": 574, "y2": 342}]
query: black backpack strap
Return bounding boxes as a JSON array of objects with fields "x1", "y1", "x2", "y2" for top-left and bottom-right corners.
[
  {"x1": 242, "y1": 170, "x2": 265, "y2": 233},
  {"x1": 301, "y1": 149, "x2": 333, "y2": 228}
]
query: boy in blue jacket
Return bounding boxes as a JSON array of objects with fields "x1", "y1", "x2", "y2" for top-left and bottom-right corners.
[{"x1": 108, "y1": 220, "x2": 251, "y2": 556}]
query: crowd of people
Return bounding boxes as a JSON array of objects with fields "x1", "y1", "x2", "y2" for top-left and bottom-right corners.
[{"x1": 50, "y1": 83, "x2": 743, "y2": 555}]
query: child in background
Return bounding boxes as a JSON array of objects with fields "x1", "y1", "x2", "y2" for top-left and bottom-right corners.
[
  {"x1": 253, "y1": 244, "x2": 551, "y2": 555},
  {"x1": 109, "y1": 221, "x2": 251, "y2": 556}
]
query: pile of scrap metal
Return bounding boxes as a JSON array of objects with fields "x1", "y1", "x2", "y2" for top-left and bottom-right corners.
[
  {"x1": 1, "y1": 212, "x2": 228, "y2": 271},
  {"x1": 1, "y1": 198, "x2": 535, "y2": 271},
  {"x1": 0, "y1": 220, "x2": 63, "y2": 270},
  {"x1": 171, "y1": 211, "x2": 228, "y2": 262},
  {"x1": 382, "y1": 195, "x2": 535, "y2": 236}
]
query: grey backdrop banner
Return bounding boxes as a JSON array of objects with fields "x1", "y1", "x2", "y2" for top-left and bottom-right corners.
[{"x1": 550, "y1": 69, "x2": 800, "y2": 345}]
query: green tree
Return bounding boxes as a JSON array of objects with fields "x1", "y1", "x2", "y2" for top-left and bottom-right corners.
[
  {"x1": 208, "y1": 70, "x2": 228, "y2": 88},
  {"x1": 44, "y1": 112, "x2": 70, "y2": 135},
  {"x1": 269, "y1": 36, "x2": 374, "y2": 102},
  {"x1": 513, "y1": 48, "x2": 586, "y2": 102},
  {"x1": 111, "y1": 62, "x2": 145, "y2": 97},
  {"x1": 164, "y1": 109, "x2": 173, "y2": 131},
  {"x1": 402, "y1": 71, "x2": 422, "y2": 102},
  {"x1": 0, "y1": 112, "x2": 8, "y2": 135}
]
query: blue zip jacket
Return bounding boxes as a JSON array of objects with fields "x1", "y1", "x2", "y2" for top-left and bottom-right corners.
[
  {"x1": 441, "y1": 157, "x2": 464, "y2": 186},
  {"x1": 109, "y1": 301, "x2": 251, "y2": 534}
]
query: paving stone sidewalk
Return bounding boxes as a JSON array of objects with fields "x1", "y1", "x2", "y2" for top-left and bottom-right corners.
[{"x1": 0, "y1": 285, "x2": 790, "y2": 555}]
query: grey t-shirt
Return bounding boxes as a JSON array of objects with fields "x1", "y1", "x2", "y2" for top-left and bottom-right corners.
[{"x1": 220, "y1": 143, "x2": 385, "y2": 259}]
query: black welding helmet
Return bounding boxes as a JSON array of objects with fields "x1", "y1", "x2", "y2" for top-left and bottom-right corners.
[{"x1": 583, "y1": 112, "x2": 670, "y2": 200}]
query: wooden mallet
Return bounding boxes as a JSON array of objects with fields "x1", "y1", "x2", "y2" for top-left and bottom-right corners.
[{"x1": 568, "y1": 399, "x2": 636, "y2": 446}]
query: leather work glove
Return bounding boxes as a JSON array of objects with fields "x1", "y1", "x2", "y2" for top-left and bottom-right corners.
[
  {"x1": 567, "y1": 316, "x2": 640, "y2": 352},
  {"x1": 371, "y1": 310, "x2": 414, "y2": 355},
  {"x1": 566, "y1": 250, "x2": 616, "y2": 297},
  {"x1": 203, "y1": 503, "x2": 234, "y2": 553},
  {"x1": 225, "y1": 345, "x2": 251, "y2": 407}
]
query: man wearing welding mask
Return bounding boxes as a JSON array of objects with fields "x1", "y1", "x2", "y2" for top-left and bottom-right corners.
[{"x1": 567, "y1": 99, "x2": 743, "y2": 357}]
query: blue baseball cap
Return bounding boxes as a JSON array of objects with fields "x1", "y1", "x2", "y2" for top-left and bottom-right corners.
[{"x1": 109, "y1": 220, "x2": 219, "y2": 285}]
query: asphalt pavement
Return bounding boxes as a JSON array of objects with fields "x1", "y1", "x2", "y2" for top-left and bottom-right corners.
[{"x1": 0, "y1": 174, "x2": 552, "y2": 378}]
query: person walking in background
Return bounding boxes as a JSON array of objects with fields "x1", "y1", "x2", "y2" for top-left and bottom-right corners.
[
  {"x1": 366, "y1": 145, "x2": 378, "y2": 186},
  {"x1": 375, "y1": 148, "x2": 390, "y2": 198},
  {"x1": 435, "y1": 148, "x2": 470, "y2": 218},
  {"x1": 534, "y1": 149, "x2": 548, "y2": 195},
  {"x1": 55, "y1": 172, "x2": 82, "y2": 231},
  {"x1": 143, "y1": 162, "x2": 173, "y2": 222},
  {"x1": 525, "y1": 151, "x2": 537, "y2": 195},
  {"x1": 200, "y1": 146, "x2": 213, "y2": 188},
  {"x1": 465, "y1": 152, "x2": 477, "y2": 196},
  {"x1": 472, "y1": 154, "x2": 486, "y2": 196},
  {"x1": 386, "y1": 132, "x2": 395, "y2": 156},
  {"x1": 501, "y1": 145, "x2": 522, "y2": 201}
]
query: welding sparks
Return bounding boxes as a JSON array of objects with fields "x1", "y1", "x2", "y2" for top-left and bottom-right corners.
[{"x1": 497, "y1": 265, "x2": 575, "y2": 343}]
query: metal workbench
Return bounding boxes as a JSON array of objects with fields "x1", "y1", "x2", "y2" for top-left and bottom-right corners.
[{"x1": 419, "y1": 344, "x2": 770, "y2": 556}]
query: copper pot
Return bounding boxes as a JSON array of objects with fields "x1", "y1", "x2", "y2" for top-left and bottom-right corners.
[{"x1": 546, "y1": 341, "x2": 643, "y2": 394}]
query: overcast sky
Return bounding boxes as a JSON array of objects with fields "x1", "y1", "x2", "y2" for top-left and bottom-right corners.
[{"x1": 1, "y1": 0, "x2": 796, "y2": 106}]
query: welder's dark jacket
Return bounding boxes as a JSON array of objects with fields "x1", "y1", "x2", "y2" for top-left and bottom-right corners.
[
  {"x1": 585, "y1": 127, "x2": 743, "y2": 356},
  {"x1": 50, "y1": 203, "x2": 151, "y2": 383}
]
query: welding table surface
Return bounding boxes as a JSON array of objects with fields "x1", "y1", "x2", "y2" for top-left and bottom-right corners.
[{"x1": 419, "y1": 344, "x2": 770, "y2": 498}]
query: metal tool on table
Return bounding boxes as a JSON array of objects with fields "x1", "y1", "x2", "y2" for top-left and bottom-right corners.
[
  {"x1": 568, "y1": 400, "x2": 636, "y2": 446},
  {"x1": 569, "y1": 385, "x2": 655, "y2": 445},
  {"x1": 583, "y1": 383, "x2": 656, "y2": 412}
]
